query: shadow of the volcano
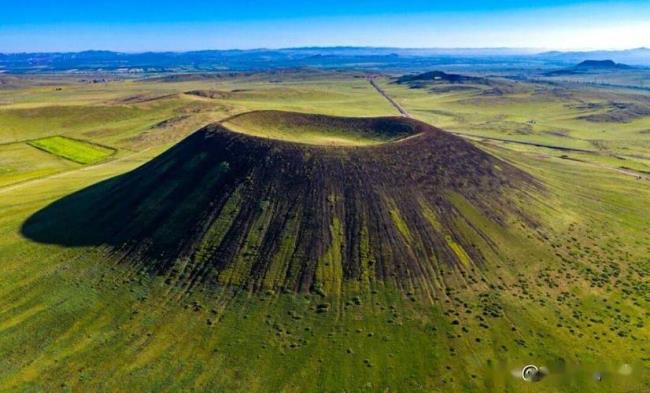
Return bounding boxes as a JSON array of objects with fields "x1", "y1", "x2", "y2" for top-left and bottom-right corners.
[
  {"x1": 21, "y1": 130, "x2": 241, "y2": 273},
  {"x1": 21, "y1": 173, "x2": 126, "y2": 247}
]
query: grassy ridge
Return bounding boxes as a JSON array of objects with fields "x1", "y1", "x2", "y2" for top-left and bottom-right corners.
[{"x1": 223, "y1": 110, "x2": 416, "y2": 146}]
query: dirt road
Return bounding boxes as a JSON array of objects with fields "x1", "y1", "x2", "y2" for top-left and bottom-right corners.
[
  {"x1": 366, "y1": 77, "x2": 648, "y2": 182},
  {"x1": 368, "y1": 77, "x2": 412, "y2": 118}
]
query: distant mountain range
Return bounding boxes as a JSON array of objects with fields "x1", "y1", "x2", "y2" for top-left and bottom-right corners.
[
  {"x1": 539, "y1": 48, "x2": 650, "y2": 67},
  {"x1": 545, "y1": 59, "x2": 634, "y2": 76},
  {"x1": 575, "y1": 60, "x2": 631, "y2": 69},
  {"x1": 0, "y1": 47, "x2": 648, "y2": 73}
]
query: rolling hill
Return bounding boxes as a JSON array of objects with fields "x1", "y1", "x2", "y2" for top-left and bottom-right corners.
[
  {"x1": 574, "y1": 60, "x2": 632, "y2": 70},
  {"x1": 395, "y1": 70, "x2": 484, "y2": 86},
  {"x1": 546, "y1": 59, "x2": 634, "y2": 76}
]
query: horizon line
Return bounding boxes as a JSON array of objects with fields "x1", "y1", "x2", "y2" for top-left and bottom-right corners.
[{"x1": 1, "y1": 46, "x2": 649, "y2": 56}]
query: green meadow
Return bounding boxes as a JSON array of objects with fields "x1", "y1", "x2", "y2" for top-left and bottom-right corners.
[
  {"x1": 223, "y1": 110, "x2": 415, "y2": 146},
  {"x1": 28, "y1": 136, "x2": 116, "y2": 164},
  {"x1": 0, "y1": 71, "x2": 647, "y2": 392},
  {"x1": 377, "y1": 77, "x2": 650, "y2": 174}
]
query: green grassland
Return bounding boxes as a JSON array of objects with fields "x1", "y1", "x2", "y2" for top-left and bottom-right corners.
[
  {"x1": 27, "y1": 136, "x2": 116, "y2": 164},
  {"x1": 0, "y1": 71, "x2": 648, "y2": 392},
  {"x1": 0, "y1": 72, "x2": 392, "y2": 188},
  {"x1": 538, "y1": 70, "x2": 650, "y2": 92},
  {"x1": 0, "y1": 143, "x2": 78, "y2": 188},
  {"x1": 223, "y1": 110, "x2": 416, "y2": 146},
  {"x1": 377, "y1": 76, "x2": 650, "y2": 176}
]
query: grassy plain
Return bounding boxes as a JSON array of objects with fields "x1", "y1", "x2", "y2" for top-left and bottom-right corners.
[
  {"x1": 377, "y1": 76, "x2": 650, "y2": 176},
  {"x1": 0, "y1": 70, "x2": 647, "y2": 392}
]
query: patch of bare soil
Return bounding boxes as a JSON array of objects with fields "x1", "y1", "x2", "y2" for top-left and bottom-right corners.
[
  {"x1": 576, "y1": 101, "x2": 650, "y2": 123},
  {"x1": 428, "y1": 85, "x2": 480, "y2": 93},
  {"x1": 152, "y1": 115, "x2": 191, "y2": 129},
  {"x1": 144, "y1": 73, "x2": 245, "y2": 83},
  {"x1": 115, "y1": 93, "x2": 178, "y2": 104}
]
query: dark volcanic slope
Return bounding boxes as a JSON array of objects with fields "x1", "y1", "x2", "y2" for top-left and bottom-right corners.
[
  {"x1": 23, "y1": 112, "x2": 538, "y2": 293},
  {"x1": 395, "y1": 71, "x2": 485, "y2": 88}
]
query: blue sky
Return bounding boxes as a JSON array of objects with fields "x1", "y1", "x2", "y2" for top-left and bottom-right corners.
[{"x1": 1, "y1": 1, "x2": 649, "y2": 52}]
